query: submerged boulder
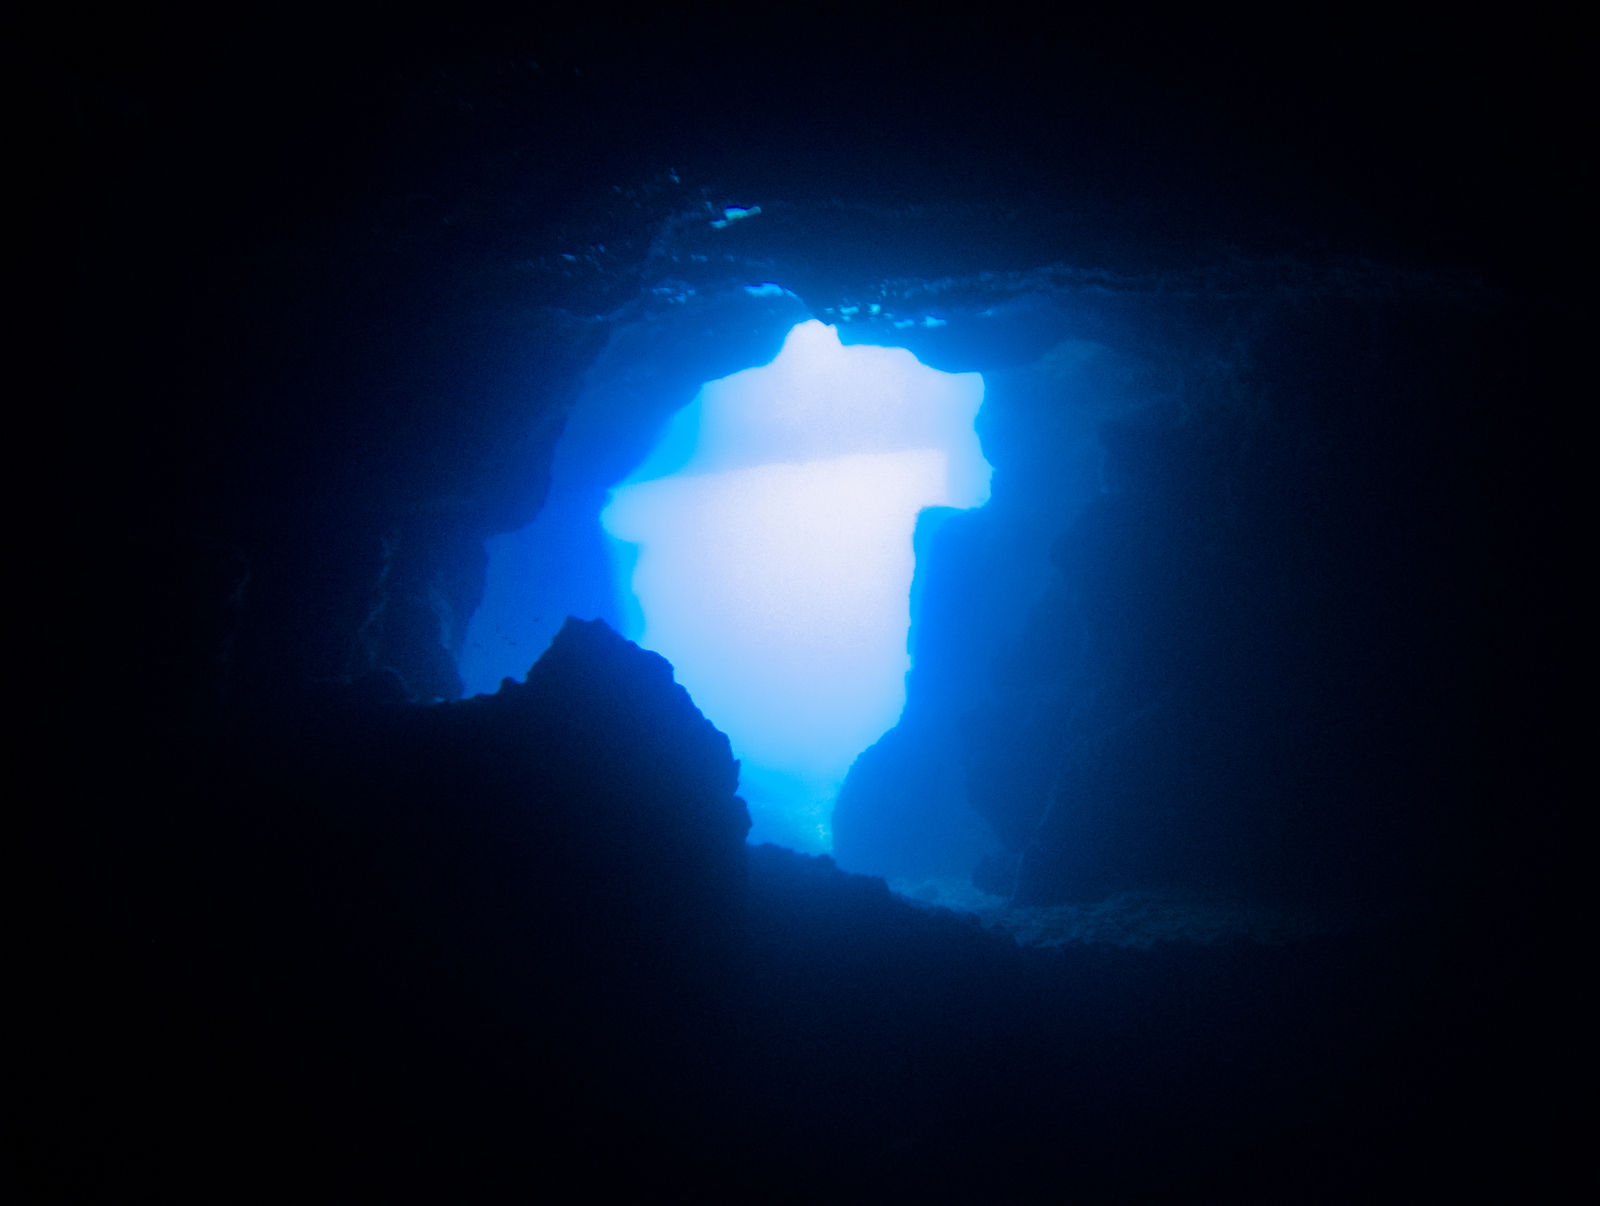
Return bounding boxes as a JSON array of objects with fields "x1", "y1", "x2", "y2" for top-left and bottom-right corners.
[
  {"x1": 305, "y1": 614, "x2": 752, "y2": 999},
  {"x1": 468, "y1": 615, "x2": 752, "y2": 944},
  {"x1": 103, "y1": 615, "x2": 751, "y2": 1177}
]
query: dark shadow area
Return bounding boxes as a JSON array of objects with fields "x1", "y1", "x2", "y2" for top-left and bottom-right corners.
[{"x1": 74, "y1": 616, "x2": 1516, "y2": 1196}]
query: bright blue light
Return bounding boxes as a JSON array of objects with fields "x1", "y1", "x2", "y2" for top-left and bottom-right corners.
[
  {"x1": 603, "y1": 321, "x2": 989, "y2": 850},
  {"x1": 460, "y1": 318, "x2": 989, "y2": 854}
]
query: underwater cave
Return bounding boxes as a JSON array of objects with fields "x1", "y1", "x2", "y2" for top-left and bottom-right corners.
[
  {"x1": 422, "y1": 246, "x2": 1479, "y2": 920},
  {"x1": 62, "y1": 13, "x2": 1552, "y2": 1199},
  {"x1": 465, "y1": 314, "x2": 993, "y2": 854}
]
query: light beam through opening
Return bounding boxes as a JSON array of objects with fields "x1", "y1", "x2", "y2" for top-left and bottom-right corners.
[{"x1": 602, "y1": 320, "x2": 990, "y2": 851}]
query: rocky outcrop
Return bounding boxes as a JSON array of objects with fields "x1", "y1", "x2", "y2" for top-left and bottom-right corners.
[
  {"x1": 947, "y1": 301, "x2": 1522, "y2": 911},
  {"x1": 93, "y1": 616, "x2": 750, "y2": 1182}
]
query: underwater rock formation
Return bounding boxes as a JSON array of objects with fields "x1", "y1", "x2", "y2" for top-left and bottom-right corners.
[
  {"x1": 94, "y1": 616, "x2": 754, "y2": 1184},
  {"x1": 830, "y1": 296, "x2": 1520, "y2": 918}
]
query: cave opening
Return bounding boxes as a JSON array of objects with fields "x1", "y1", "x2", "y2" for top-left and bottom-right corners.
[
  {"x1": 604, "y1": 319, "x2": 990, "y2": 850},
  {"x1": 464, "y1": 313, "x2": 992, "y2": 853}
]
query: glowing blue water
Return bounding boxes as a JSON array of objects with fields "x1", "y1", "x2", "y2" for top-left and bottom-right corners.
[
  {"x1": 604, "y1": 321, "x2": 990, "y2": 850},
  {"x1": 460, "y1": 318, "x2": 989, "y2": 852}
]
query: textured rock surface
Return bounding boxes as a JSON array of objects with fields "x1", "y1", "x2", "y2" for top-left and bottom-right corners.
[{"x1": 86, "y1": 618, "x2": 753, "y2": 1186}]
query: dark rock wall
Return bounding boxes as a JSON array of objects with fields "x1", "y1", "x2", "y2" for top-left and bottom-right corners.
[
  {"x1": 89, "y1": 618, "x2": 751, "y2": 1182},
  {"x1": 833, "y1": 282, "x2": 1528, "y2": 914},
  {"x1": 952, "y1": 296, "x2": 1527, "y2": 909},
  {"x1": 834, "y1": 328, "x2": 1158, "y2": 880}
]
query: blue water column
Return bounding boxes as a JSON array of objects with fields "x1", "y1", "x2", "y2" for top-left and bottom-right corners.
[{"x1": 602, "y1": 320, "x2": 991, "y2": 851}]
